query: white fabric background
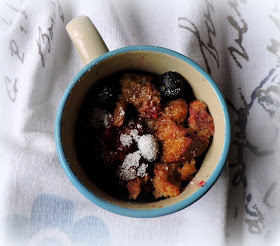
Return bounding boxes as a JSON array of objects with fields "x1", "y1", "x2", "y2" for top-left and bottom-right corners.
[{"x1": 0, "y1": 0, "x2": 279, "y2": 245}]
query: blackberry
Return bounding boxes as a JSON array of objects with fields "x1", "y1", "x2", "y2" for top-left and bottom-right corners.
[
  {"x1": 157, "y1": 71, "x2": 185, "y2": 99},
  {"x1": 86, "y1": 77, "x2": 121, "y2": 110}
]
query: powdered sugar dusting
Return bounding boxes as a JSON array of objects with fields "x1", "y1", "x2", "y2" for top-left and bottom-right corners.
[
  {"x1": 137, "y1": 163, "x2": 148, "y2": 177},
  {"x1": 91, "y1": 107, "x2": 112, "y2": 128},
  {"x1": 130, "y1": 129, "x2": 140, "y2": 142},
  {"x1": 97, "y1": 86, "x2": 113, "y2": 99},
  {"x1": 120, "y1": 133, "x2": 133, "y2": 147},
  {"x1": 119, "y1": 107, "x2": 125, "y2": 116},
  {"x1": 138, "y1": 134, "x2": 159, "y2": 162},
  {"x1": 119, "y1": 129, "x2": 139, "y2": 148},
  {"x1": 190, "y1": 150, "x2": 197, "y2": 158},
  {"x1": 103, "y1": 113, "x2": 112, "y2": 128},
  {"x1": 118, "y1": 151, "x2": 142, "y2": 181},
  {"x1": 118, "y1": 133, "x2": 158, "y2": 180},
  {"x1": 166, "y1": 87, "x2": 181, "y2": 97}
]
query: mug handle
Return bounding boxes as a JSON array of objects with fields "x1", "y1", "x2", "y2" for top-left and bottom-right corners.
[{"x1": 66, "y1": 16, "x2": 109, "y2": 65}]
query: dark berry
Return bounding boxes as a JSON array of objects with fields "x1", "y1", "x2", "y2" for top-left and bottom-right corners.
[
  {"x1": 157, "y1": 72, "x2": 185, "y2": 99},
  {"x1": 86, "y1": 77, "x2": 121, "y2": 110},
  {"x1": 93, "y1": 138, "x2": 115, "y2": 168},
  {"x1": 102, "y1": 125, "x2": 119, "y2": 151}
]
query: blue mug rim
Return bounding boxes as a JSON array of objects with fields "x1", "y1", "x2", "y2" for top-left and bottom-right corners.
[{"x1": 55, "y1": 45, "x2": 231, "y2": 218}]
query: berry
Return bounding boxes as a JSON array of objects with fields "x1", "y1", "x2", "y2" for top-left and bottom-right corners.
[
  {"x1": 102, "y1": 125, "x2": 119, "y2": 150},
  {"x1": 157, "y1": 72, "x2": 185, "y2": 99},
  {"x1": 86, "y1": 77, "x2": 121, "y2": 110}
]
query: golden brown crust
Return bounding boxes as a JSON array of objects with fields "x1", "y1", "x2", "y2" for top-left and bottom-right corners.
[
  {"x1": 163, "y1": 98, "x2": 188, "y2": 124},
  {"x1": 147, "y1": 117, "x2": 188, "y2": 143},
  {"x1": 146, "y1": 98, "x2": 210, "y2": 163},
  {"x1": 127, "y1": 178, "x2": 141, "y2": 200},
  {"x1": 109, "y1": 73, "x2": 214, "y2": 200},
  {"x1": 152, "y1": 163, "x2": 181, "y2": 198},
  {"x1": 120, "y1": 73, "x2": 161, "y2": 119},
  {"x1": 178, "y1": 159, "x2": 197, "y2": 182},
  {"x1": 160, "y1": 135, "x2": 209, "y2": 163},
  {"x1": 161, "y1": 137, "x2": 192, "y2": 163},
  {"x1": 127, "y1": 175, "x2": 151, "y2": 199},
  {"x1": 188, "y1": 100, "x2": 214, "y2": 138}
]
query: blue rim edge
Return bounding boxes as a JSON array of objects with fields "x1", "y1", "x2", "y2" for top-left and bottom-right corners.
[{"x1": 55, "y1": 45, "x2": 231, "y2": 218}]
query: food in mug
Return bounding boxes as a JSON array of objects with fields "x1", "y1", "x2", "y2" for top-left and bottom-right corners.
[{"x1": 76, "y1": 71, "x2": 214, "y2": 201}]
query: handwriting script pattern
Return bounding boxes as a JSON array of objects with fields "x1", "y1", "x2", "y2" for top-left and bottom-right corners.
[
  {"x1": 227, "y1": 0, "x2": 249, "y2": 68},
  {"x1": 37, "y1": 0, "x2": 64, "y2": 67},
  {"x1": 178, "y1": 0, "x2": 219, "y2": 75}
]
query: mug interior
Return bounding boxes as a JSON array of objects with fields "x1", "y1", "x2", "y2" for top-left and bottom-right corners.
[{"x1": 56, "y1": 47, "x2": 229, "y2": 216}]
